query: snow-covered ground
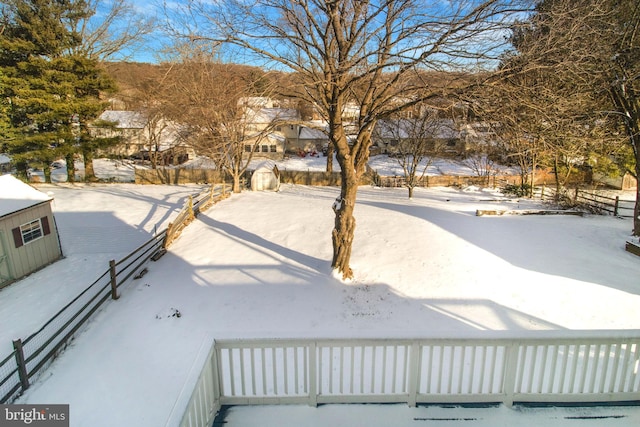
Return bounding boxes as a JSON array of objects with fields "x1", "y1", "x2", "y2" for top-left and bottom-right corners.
[
  {"x1": 1, "y1": 170, "x2": 639, "y2": 425},
  {"x1": 25, "y1": 153, "x2": 521, "y2": 183}
]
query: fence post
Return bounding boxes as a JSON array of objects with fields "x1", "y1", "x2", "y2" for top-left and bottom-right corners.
[
  {"x1": 407, "y1": 341, "x2": 421, "y2": 407},
  {"x1": 188, "y1": 196, "x2": 195, "y2": 220},
  {"x1": 614, "y1": 196, "x2": 620, "y2": 216},
  {"x1": 109, "y1": 260, "x2": 119, "y2": 300},
  {"x1": 308, "y1": 342, "x2": 318, "y2": 407},
  {"x1": 12, "y1": 339, "x2": 29, "y2": 392},
  {"x1": 502, "y1": 342, "x2": 519, "y2": 408}
]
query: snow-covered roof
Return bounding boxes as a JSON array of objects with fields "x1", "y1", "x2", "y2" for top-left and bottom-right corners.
[
  {"x1": 299, "y1": 127, "x2": 328, "y2": 140},
  {"x1": 245, "y1": 107, "x2": 299, "y2": 124},
  {"x1": 0, "y1": 153, "x2": 10, "y2": 164},
  {"x1": 96, "y1": 110, "x2": 147, "y2": 129},
  {"x1": 251, "y1": 160, "x2": 278, "y2": 172},
  {"x1": 0, "y1": 175, "x2": 52, "y2": 218},
  {"x1": 238, "y1": 97, "x2": 273, "y2": 108},
  {"x1": 375, "y1": 118, "x2": 459, "y2": 140}
]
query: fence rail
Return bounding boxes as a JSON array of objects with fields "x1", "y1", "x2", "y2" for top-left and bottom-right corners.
[
  {"x1": 533, "y1": 186, "x2": 635, "y2": 218},
  {"x1": 177, "y1": 333, "x2": 640, "y2": 427},
  {"x1": 0, "y1": 183, "x2": 229, "y2": 404}
]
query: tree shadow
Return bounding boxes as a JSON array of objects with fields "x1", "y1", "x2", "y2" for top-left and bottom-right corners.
[{"x1": 356, "y1": 189, "x2": 640, "y2": 296}]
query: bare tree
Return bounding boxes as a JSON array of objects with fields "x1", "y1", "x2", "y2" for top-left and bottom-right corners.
[
  {"x1": 501, "y1": 0, "x2": 640, "y2": 234},
  {"x1": 374, "y1": 110, "x2": 448, "y2": 198},
  {"x1": 65, "y1": 0, "x2": 156, "y2": 61},
  {"x1": 174, "y1": 0, "x2": 530, "y2": 279},
  {"x1": 162, "y1": 46, "x2": 283, "y2": 192}
]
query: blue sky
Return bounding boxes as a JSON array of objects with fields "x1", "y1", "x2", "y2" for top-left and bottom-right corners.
[{"x1": 93, "y1": 0, "x2": 527, "y2": 67}]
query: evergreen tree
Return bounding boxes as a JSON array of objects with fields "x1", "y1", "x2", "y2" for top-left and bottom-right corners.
[{"x1": 0, "y1": 0, "x2": 115, "y2": 182}]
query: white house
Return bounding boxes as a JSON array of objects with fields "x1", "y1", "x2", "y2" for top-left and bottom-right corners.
[
  {"x1": 241, "y1": 103, "x2": 300, "y2": 159},
  {"x1": 0, "y1": 175, "x2": 62, "y2": 288},
  {"x1": 90, "y1": 110, "x2": 195, "y2": 165}
]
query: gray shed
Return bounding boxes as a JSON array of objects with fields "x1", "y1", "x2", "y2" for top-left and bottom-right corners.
[
  {"x1": 0, "y1": 175, "x2": 62, "y2": 288},
  {"x1": 250, "y1": 161, "x2": 280, "y2": 191}
]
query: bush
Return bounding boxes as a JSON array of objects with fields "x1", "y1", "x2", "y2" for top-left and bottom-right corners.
[{"x1": 501, "y1": 183, "x2": 531, "y2": 197}]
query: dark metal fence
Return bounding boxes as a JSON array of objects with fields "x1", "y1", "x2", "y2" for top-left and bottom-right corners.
[
  {"x1": 0, "y1": 231, "x2": 166, "y2": 403},
  {"x1": 0, "y1": 183, "x2": 230, "y2": 404}
]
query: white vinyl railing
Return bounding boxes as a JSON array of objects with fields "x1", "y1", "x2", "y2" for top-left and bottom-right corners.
[{"x1": 176, "y1": 332, "x2": 640, "y2": 427}]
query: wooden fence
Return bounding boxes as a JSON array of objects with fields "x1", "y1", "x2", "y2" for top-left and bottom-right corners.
[
  {"x1": 164, "y1": 184, "x2": 231, "y2": 248},
  {"x1": 0, "y1": 183, "x2": 229, "y2": 404},
  {"x1": 174, "y1": 332, "x2": 640, "y2": 427},
  {"x1": 135, "y1": 168, "x2": 223, "y2": 185},
  {"x1": 534, "y1": 187, "x2": 635, "y2": 218}
]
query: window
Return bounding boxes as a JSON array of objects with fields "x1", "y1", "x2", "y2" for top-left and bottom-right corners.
[
  {"x1": 261, "y1": 145, "x2": 269, "y2": 152},
  {"x1": 21, "y1": 219, "x2": 43, "y2": 244},
  {"x1": 12, "y1": 216, "x2": 51, "y2": 248},
  {"x1": 245, "y1": 145, "x2": 253, "y2": 152},
  {"x1": 270, "y1": 145, "x2": 277, "y2": 152}
]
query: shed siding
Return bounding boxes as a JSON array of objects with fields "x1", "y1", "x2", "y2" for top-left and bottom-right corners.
[{"x1": 0, "y1": 202, "x2": 61, "y2": 282}]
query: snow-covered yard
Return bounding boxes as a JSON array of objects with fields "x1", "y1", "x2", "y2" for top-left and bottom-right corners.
[
  {"x1": 1, "y1": 179, "x2": 639, "y2": 426},
  {"x1": 24, "y1": 153, "x2": 521, "y2": 183}
]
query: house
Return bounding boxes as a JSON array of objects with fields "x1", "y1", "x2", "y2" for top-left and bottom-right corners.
[
  {"x1": 0, "y1": 175, "x2": 62, "y2": 288},
  {"x1": 90, "y1": 110, "x2": 147, "y2": 158},
  {"x1": 372, "y1": 118, "x2": 469, "y2": 156},
  {"x1": 242, "y1": 103, "x2": 300, "y2": 159},
  {"x1": 90, "y1": 110, "x2": 195, "y2": 166},
  {"x1": 284, "y1": 124, "x2": 329, "y2": 155}
]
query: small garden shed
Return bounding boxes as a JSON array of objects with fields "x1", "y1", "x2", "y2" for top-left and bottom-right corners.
[
  {"x1": 250, "y1": 161, "x2": 281, "y2": 191},
  {"x1": 0, "y1": 175, "x2": 62, "y2": 288}
]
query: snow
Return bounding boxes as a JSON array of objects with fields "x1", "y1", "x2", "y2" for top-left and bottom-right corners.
[
  {"x1": 1, "y1": 160, "x2": 639, "y2": 426},
  {"x1": 0, "y1": 175, "x2": 52, "y2": 217}
]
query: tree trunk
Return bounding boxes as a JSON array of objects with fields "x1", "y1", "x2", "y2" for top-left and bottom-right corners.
[
  {"x1": 633, "y1": 145, "x2": 640, "y2": 237},
  {"x1": 408, "y1": 185, "x2": 415, "y2": 198},
  {"x1": 331, "y1": 170, "x2": 358, "y2": 280},
  {"x1": 43, "y1": 165, "x2": 51, "y2": 183},
  {"x1": 325, "y1": 142, "x2": 334, "y2": 173},
  {"x1": 553, "y1": 155, "x2": 561, "y2": 201},
  {"x1": 83, "y1": 149, "x2": 96, "y2": 182},
  {"x1": 65, "y1": 153, "x2": 75, "y2": 183},
  {"x1": 232, "y1": 174, "x2": 242, "y2": 193}
]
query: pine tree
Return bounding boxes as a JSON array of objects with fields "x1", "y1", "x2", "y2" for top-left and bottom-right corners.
[{"x1": 0, "y1": 0, "x2": 115, "y2": 182}]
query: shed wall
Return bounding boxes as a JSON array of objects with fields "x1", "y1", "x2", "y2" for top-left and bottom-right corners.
[{"x1": 0, "y1": 202, "x2": 62, "y2": 287}]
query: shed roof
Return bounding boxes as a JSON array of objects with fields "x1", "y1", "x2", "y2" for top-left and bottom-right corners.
[
  {"x1": 0, "y1": 175, "x2": 52, "y2": 218},
  {"x1": 252, "y1": 160, "x2": 278, "y2": 172}
]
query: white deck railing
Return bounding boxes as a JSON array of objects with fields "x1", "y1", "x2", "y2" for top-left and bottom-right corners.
[{"x1": 175, "y1": 332, "x2": 640, "y2": 427}]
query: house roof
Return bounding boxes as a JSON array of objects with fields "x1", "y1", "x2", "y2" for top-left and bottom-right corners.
[
  {"x1": 244, "y1": 107, "x2": 299, "y2": 124},
  {"x1": 299, "y1": 126, "x2": 328, "y2": 140},
  {"x1": 375, "y1": 119, "x2": 459, "y2": 140},
  {"x1": 0, "y1": 175, "x2": 52, "y2": 218},
  {"x1": 96, "y1": 110, "x2": 147, "y2": 129}
]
